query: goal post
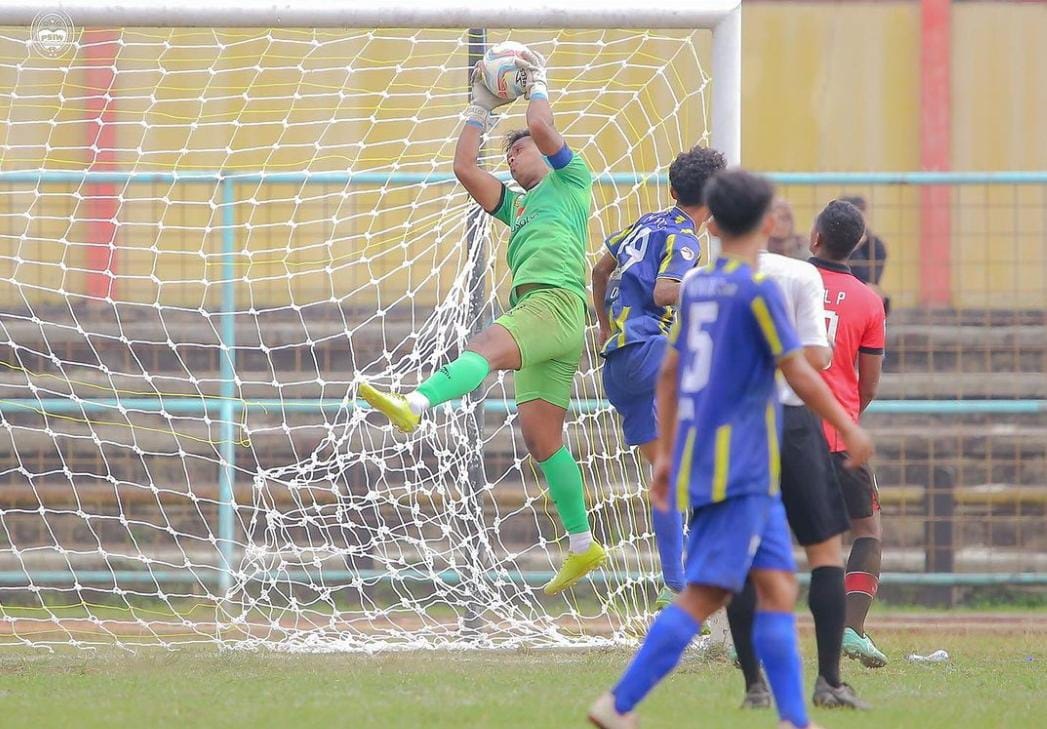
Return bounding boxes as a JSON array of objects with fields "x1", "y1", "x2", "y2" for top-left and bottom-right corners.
[
  {"x1": 0, "y1": 1, "x2": 741, "y2": 650},
  {"x1": 0, "y1": 0, "x2": 742, "y2": 161}
]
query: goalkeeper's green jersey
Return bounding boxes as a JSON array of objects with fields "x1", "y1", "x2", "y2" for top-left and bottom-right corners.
[{"x1": 491, "y1": 149, "x2": 593, "y2": 306}]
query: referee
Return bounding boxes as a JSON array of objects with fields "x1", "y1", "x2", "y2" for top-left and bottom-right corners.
[{"x1": 726, "y1": 218, "x2": 869, "y2": 711}]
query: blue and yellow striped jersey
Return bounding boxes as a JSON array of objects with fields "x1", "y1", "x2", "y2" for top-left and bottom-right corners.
[
  {"x1": 668, "y1": 256, "x2": 802, "y2": 510},
  {"x1": 601, "y1": 207, "x2": 701, "y2": 356}
]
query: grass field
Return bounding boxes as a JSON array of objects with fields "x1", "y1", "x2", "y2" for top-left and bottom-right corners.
[{"x1": 0, "y1": 620, "x2": 1042, "y2": 728}]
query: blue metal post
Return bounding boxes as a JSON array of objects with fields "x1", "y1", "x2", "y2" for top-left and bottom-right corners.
[{"x1": 218, "y1": 177, "x2": 237, "y2": 593}]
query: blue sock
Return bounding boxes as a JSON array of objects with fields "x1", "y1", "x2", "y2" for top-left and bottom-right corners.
[
  {"x1": 754, "y1": 610, "x2": 809, "y2": 728},
  {"x1": 651, "y1": 504, "x2": 684, "y2": 592},
  {"x1": 612, "y1": 604, "x2": 699, "y2": 713}
]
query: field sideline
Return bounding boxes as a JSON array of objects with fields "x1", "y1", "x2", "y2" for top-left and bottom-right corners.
[{"x1": 0, "y1": 617, "x2": 1042, "y2": 728}]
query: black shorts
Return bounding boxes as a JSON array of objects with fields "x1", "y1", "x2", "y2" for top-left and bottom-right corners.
[
  {"x1": 830, "y1": 452, "x2": 881, "y2": 519},
  {"x1": 779, "y1": 405, "x2": 851, "y2": 546}
]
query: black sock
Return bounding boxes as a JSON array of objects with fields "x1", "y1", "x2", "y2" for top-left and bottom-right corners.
[
  {"x1": 808, "y1": 565, "x2": 846, "y2": 686},
  {"x1": 725, "y1": 578, "x2": 762, "y2": 689},
  {"x1": 845, "y1": 537, "x2": 882, "y2": 634}
]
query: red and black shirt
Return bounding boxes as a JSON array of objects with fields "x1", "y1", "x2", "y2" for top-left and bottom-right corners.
[{"x1": 810, "y1": 257, "x2": 886, "y2": 452}]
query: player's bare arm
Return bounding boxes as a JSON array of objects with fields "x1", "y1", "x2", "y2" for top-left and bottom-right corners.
[
  {"x1": 653, "y1": 279, "x2": 681, "y2": 308},
  {"x1": 650, "y1": 347, "x2": 680, "y2": 512},
  {"x1": 804, "y1": 344, "x2": 832, "y2": 370},
  {"x1": 779, "y1": 353, "x2": 873, "y2": 467},
  {"x1": 452, "y1": 64, "x2": 508, "y2": 212},
  {"x1": 453, "y1": 123, "x2": 502, "y2": 211},
  {"x1": 857, "y1": 351, "x2": 883, "y2": 413},
  {"x1": 516, "y1": 49, "x2": 565, "y2": 154},
  {"x1": 525, "y1": 96, "x2": 564, "y2": 153},
  {"x1": 591, "y1": 251, "x2": 617, "y2": 344}
]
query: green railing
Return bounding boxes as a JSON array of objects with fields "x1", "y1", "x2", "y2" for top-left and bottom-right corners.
[{"x1": 1, "y1": 169, "x2": 1045, "y2": 592}]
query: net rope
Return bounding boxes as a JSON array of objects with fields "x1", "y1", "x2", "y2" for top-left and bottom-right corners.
[{"x1": 0, "y1": 27, "x2": 711, "y2": 649}]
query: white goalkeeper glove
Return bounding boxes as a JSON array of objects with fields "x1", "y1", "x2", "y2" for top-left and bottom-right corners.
[
  {"x1": 514, "y1": 48, "x2": 549, "y2": 100},
  {"x1": 464, "y1": 61, "x2": 510, "y2": 132}
]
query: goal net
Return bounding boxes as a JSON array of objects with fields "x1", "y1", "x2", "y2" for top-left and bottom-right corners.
[{"x1": 0, "y1": 4, "x2": 739, "y2": 650}]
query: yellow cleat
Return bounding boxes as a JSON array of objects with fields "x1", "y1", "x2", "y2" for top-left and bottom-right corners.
[
  {"x1": 357, "y1": 382, "x2": 420, "y2": 433},
  {"x1": 543, "y1": 542, "x2": 607, "y2": 595}
]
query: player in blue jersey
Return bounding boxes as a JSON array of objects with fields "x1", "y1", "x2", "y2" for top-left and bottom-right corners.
[
  {"x1": 588, "y1": 169, "x2": 873, "y2": 729},
  {"x1": 591, "y1": 146, "x2": 726, "y2": 608}
]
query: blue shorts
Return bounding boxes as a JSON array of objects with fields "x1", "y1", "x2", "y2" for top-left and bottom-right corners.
[
  {"x1": 602, "y1": 336, "x2": 668, "y2": 446},
  {"x1": 684, "y1": 494, "x2": 796, "y2": 593}
]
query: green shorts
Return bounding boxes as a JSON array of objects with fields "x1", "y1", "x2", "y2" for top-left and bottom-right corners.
[{"x1": 495, "y1": 286, "x2": 586, "y2": 410}]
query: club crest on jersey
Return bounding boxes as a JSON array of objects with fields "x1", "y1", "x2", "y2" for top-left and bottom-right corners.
[{"x1": 682, "y1": 247, "x2": 696, "y2": 261}]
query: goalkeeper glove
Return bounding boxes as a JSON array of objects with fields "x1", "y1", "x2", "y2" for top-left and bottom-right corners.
[
  {"x1": 464, "y1": 61, "x2": 510, "y2": 132},
  {"x1": 514, "y1": 49, "x2": 549, "y2": 100}
]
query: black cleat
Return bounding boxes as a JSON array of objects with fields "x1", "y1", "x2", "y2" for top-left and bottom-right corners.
[
  {"x1": 812, "y1": 675, "x2": 872, "y2": 710},
  {"x1": 740, "y1": 679, "x2": 772, "y2": 709}
]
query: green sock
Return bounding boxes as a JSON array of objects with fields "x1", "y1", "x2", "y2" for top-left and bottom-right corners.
[
  {"x1": 538, "y1": 446, "x2": 591, "y2": 535},
  {"x1": 415, "y1": 350, "x2": 490, "y2": 407}
]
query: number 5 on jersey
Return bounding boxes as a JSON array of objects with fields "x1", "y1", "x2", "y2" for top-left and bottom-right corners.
[{"x1": 681, "y1": 302, "x2": 718, "y2": 393}]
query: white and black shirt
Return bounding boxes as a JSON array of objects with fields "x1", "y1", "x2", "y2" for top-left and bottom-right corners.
[{"x1": 758, "y1": 250, "x2": 830, "y2": 407}]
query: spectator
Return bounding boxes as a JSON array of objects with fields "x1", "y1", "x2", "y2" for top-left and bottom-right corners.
[{"x1": 767, "y1": 197, "x2": 807, "y2": 259}]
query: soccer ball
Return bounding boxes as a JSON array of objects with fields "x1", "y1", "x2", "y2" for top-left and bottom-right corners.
[{"x1": 480, "y1": 41, "x2": 531, "y2": 101}]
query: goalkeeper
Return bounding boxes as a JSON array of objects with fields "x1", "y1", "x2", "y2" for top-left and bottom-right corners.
[{"x1": 359, "y1": 48, "x2": 604, "y2": 594}]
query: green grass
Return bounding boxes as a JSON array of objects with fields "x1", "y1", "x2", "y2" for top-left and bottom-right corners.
[{"x1": 0, "y1": 629, "x2": 1042, "y2": 728}]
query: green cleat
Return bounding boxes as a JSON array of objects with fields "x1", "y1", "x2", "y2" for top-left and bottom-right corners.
[
  {"x1": 357, "y1": 382, "x2": 420, "y2": 433},
  {"x1": 654, "y1": 585, "x2": 678, "y2": 611},
  {"x1": 842, "y1": 627, "x2": 888, "y2": 668},
  {"x1": 543, "y1": 542, "x2": 607, "y2": 595}
]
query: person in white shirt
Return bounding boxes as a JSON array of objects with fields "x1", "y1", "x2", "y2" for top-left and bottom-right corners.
[{"x1": 725, "y1": 249, "x2": 870, "y2": 711}]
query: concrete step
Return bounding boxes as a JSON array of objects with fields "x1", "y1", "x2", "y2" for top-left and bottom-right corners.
[
  {"x1": 3, "y1": 311, "x2": 1045, "y2": 379},
  {"x1": 0, "y1": 366, "x2": 1042, "y2": 404},
  {"x1": 0, "y1": 410, "x2": 1043, "y2": 455},
  {"x1": 0, "y1": 413, "x2": 1044, "y2": 488},
  {"x1": 3, "y1": 476, "x2": 1042, "y2": 551},
  {"x1": 876, "y1": 372, "x2": 1044, "y2": 399}
]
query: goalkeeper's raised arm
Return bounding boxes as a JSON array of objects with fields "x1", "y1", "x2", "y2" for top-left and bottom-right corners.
[
  {"x1": 452, "y1": 60, "x2": 511, "y2": 212},
  {"x1": 515, "y1": 48, "x2": 564, "y2": 156},
  {"x1": 452, "y1": 46, "x2": 565, "y2": 210}
]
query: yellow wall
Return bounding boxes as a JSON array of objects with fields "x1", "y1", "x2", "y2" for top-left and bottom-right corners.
[
  {"x1": 0, "y1": 3, "x2": 1044, "y2": 310},
  {"x1": 746, "y1": 1, "x2": 1045, "y2": 309},
  {"x1": 742, "y1": 2, "x2": 921, "y2": 308},
  {"x1": 946, "y1": 2, "x2": 1047, "y2": 307},
  {"x1": 743, "y1": 2, "x2": 921, "y2": 171},
  {"x1": 952, "y1": 3, "x2": 1047, "y2": 171}
]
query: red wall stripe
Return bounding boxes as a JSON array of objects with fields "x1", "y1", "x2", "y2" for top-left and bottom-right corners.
[
  {"x1": 920, "y1": 0, "x2": 952, "y2": 306},
  {"x1": 83, "y1": 29, "x2": 120, "y2": 301}
]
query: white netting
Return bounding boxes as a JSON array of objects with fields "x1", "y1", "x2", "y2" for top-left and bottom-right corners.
[{"x1": 0, "y1": 25, "x2": 713, "y2": 650}]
